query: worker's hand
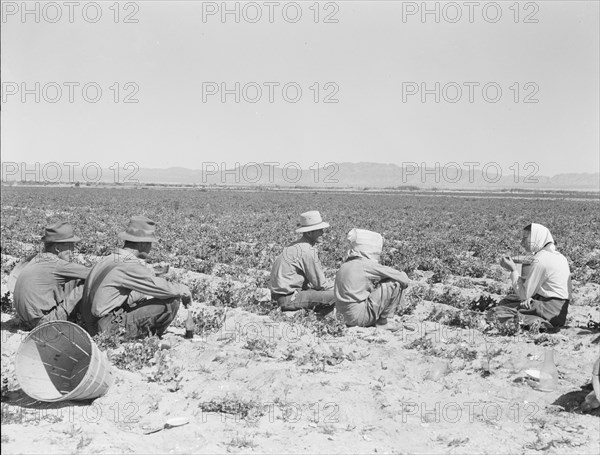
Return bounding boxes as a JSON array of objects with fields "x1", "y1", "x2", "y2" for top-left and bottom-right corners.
[
  {"x1": 397, "y1": 272, "x2": 410, "y2": 289},
  {"x1": 180, "y1": 286, "x2": 192, "y2": 308},
  {"x1": 519, "y1": 299, "x2": 532, "y2": 310},
  {"x1": 322, "y1": 279, "x2": 335, "y2": 291},
  {"x1": 499, "y1": 255, "x2": 517, "y2": 272}
]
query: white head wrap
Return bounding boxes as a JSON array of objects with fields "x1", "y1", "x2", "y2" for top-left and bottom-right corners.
[
  {"x1": 347, "y1": 228, "x2": 383, "y2": 260},
  {"x1": 528, "y1": 223, "x2": 555, "y2": 253}
]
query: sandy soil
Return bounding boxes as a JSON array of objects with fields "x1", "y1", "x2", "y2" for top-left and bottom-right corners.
[{"x1": 1, "y1": 262, "x2": 599, "y2": 454}]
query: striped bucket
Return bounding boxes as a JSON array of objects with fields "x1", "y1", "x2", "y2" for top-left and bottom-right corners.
[{"x1": 15, "y1": 321, "x2": 113, "y2": 402}]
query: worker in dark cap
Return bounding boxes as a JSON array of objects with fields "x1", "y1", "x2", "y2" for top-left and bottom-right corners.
[
  {"x1": 81, "y1": 216, "x2": 192, "y2": 339},
  {"x1": 14, "y1": 221, "x2": 90, "y2": 329}
]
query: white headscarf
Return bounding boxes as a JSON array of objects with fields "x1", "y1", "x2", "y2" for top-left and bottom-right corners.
[
  {"x1": 528, "y1": 223, "x2": 555, "y2": 254},
  {"x1": 347, "y1": 228, "x2": 383, "y2": 261}
]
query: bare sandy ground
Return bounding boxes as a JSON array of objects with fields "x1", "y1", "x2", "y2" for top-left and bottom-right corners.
[{"x1": 2, "y1": 261, "x2": 599, "y2": 454}]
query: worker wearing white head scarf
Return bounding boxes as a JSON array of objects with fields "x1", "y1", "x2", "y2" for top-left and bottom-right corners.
[
  {"x1": 526, "y1": 223, "x2": 556, "y2": 254},
  {"x1": 493, "y1": 223, "x2": 571, "y2": 328},
  {"x1": 509, "y1": 223, "x2": 570, "y2": 301},
  {"x1": 347, "y1": 228, "x2": 384, "y2": 261},
  {"x1": 334, "y1": 229, "x2": 410, "y2": 329}
]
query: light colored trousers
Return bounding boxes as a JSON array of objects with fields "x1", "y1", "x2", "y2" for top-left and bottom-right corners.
[
  {"x1": 336, "y1": 281, "x2": 404, "y2": 327},
  {"x1": 273, "y1": 289, "x2": 336, "y2": 315}
]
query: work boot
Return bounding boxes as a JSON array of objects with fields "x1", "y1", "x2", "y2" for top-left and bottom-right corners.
[{"x1": 314, "y1": 303, "x2": 335, "y2": 318}]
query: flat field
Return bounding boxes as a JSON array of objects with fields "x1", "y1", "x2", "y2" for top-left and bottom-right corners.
[{"x1": 1, "y1": 187, "x2": 599, "y2": 454}]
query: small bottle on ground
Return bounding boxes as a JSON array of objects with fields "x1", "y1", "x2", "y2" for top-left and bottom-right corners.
[
  {"x1": 184, "y1": 309, "x2": 194, "y2": 339},
  {"x1": 537, "y1": 348, "x2": 559, "y2": 392}
]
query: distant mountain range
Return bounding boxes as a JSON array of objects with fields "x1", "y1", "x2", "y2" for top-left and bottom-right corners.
[{"x1": 2, "y1": 162, "x2": 599, "y2": 191}]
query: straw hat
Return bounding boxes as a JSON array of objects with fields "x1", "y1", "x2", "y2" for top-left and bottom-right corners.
[
  {"x1": 41, "y1": 222, "x2": 81, "y2": 243},
  {"x1": 118, "y1": 216, "x2": 158, "y2": 243},
  {"x1": 295, "y1": 211, "x2": 330, "y2": 233}
]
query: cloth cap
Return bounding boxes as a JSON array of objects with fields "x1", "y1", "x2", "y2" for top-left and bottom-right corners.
[
  {"x1": 118, "y1": 216, "x2": 158, "y2": 243},
  {"x1": 295, "y1": 210, "x2": 330, "y2": 233},
  {"x1": 347, "y1": 228, "x2": 383, "y2": 255}
]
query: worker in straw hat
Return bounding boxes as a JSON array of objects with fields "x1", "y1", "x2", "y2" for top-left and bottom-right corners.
[
  {"x1": 81, "y1": 216, "x2": 192, "y2": 339},
  {"x1": 334, "y1": 228, "x2": 410, "y2": 331},
  {"x1": 269, "y1": 210, "x2": 336, "y2": 314},
  {"x1": 14, "y1": 221, "x2": 90, "y2": 330}
]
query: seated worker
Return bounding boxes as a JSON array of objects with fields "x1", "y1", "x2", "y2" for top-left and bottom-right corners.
[
  {"x1": 81, "y1": 216, "x2": 192, "y2": 338},
  {"x1": 269, "y1": 210, "x2": 335, "y2": 314},
  {"x1": 489, "y1": 223, "x2": 571, "y2": 329},
  {"x1": 14, "y1": 222, "x2": 90, "y2": 329},
  {"x1": 581, "y1": 356, "x2": 600, "y2": 412},
  {"x1": 334, "y1": 228, "x2": 410, "y2": 331}
]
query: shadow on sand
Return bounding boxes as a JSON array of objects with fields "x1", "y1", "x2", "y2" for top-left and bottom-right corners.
[{"x1": 552, "y1": 385, "x2": 600, "y2": 417}]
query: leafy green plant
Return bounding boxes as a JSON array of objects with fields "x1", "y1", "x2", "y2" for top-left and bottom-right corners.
[
  {"x1": 269, "y1": 308, "x2": 346, "y2": 339},
  {"x1": 149, "y1": 350, "x2": 182, "y2": 391},
  {"x1": 296, "y1": 345, "x2": 356, "y2": 372},
  {"x1": 187, "y1": 277, "x2": 214, "y2": 302},
  {"x1": 1, "y1": 377, "x2": 10, "y2": 402},
  {"x1": 468, "y1": 294, "x2": 499, "y2": 312},
  {"x1": 93, "y1": 326, "x2": 127, "y2": 351},
  {"x1": 199, "y1": 397, "x2": 265, "y2": 420},
  {"x1": 282, "y1": 345, "x2": 301, "y2": 361},
  {"x1": 214, "y1": 277, "x2": 236, "y2": 307},
  {"x1": 427, "y1": 306, "x2": 481, "y2": 329},
  {"x1": 477, "y1": 340, "x2": 505, "y2": 376},
  {"x1": 432, "y1": 286, "x2": 471, "y2": 308},
  {"x1": 76, "y1": 435, "x2": 93, "y2": 450},
  {"x1": 110, "y1": 336, "x2": 161, "y2": 371},
  {"x1": 483, "y1": 281, "x2": 509, "y2": 295},
  {"x1": 183, "y1": 307, "x2": 227, "y2": 335},
  {"x1": 227, "y1": 434, "x2": 257, "y2": 449},
  {"x1": 484, "y1": 313, "x2": 520, "y2": 337},
  {"x1": 405, "y1": 335, "x2": 435, "y2": 354},
  {"x1": 234, "y1": 281, "x2": 273, "y2": 315},
  {"x1": 243, "y1": 338, "x2": 276, "y2": 358},
  {"x1": 449, "y1": 345, "x2": 478, "y2": 361},
  {"x1": 395, "y1": 284, "x2": 427, "y2": 316},
  {"x1": 310, "y1": 311, "x2": 347, "y2": 339},
  {"x1": 453, "y1": 277, "x2": 473, "y2": 288},
  {"x1": 1, "y1": 292, "x2": 13, "y2": 315}
]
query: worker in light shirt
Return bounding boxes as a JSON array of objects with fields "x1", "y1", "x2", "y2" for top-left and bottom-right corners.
[
  {"x1": 81, "y1": 216, "x2": 192, "y2": 339},
  {"x1": 270, "y1": 210, "x2": 336, "y2": 315},
  {"x1": 334, "y1": 229, "x2": 410, "y2": 331},
  {"x1": 490, "y1": 223, "x2": 572, "y2": 329},
  {"x1": 14, "y1": 222, "x2": 90, "y2": 329}
]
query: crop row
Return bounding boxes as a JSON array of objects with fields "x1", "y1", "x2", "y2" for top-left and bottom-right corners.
[{"x1": 1, "y1": 187, "x2": 598, "y2": 284}]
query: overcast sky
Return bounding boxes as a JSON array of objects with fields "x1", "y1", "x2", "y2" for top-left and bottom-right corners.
[{"x1": 1, "y1": 0, "x2": 598, "y2": 176}]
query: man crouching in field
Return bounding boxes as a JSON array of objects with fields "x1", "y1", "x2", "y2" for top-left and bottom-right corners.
[
  {"x1": 81, "y1": 216, "x2": 192, "y2": 339},
  {"x1": 334, "y1": 229, "x2": 410, "y2": 331},
  {"x1": 14, "y1": 222, "x2": 90, "y2": 329},
  {"x1": 269, "y1": 211, "x2": 336, "y2": 314}
]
